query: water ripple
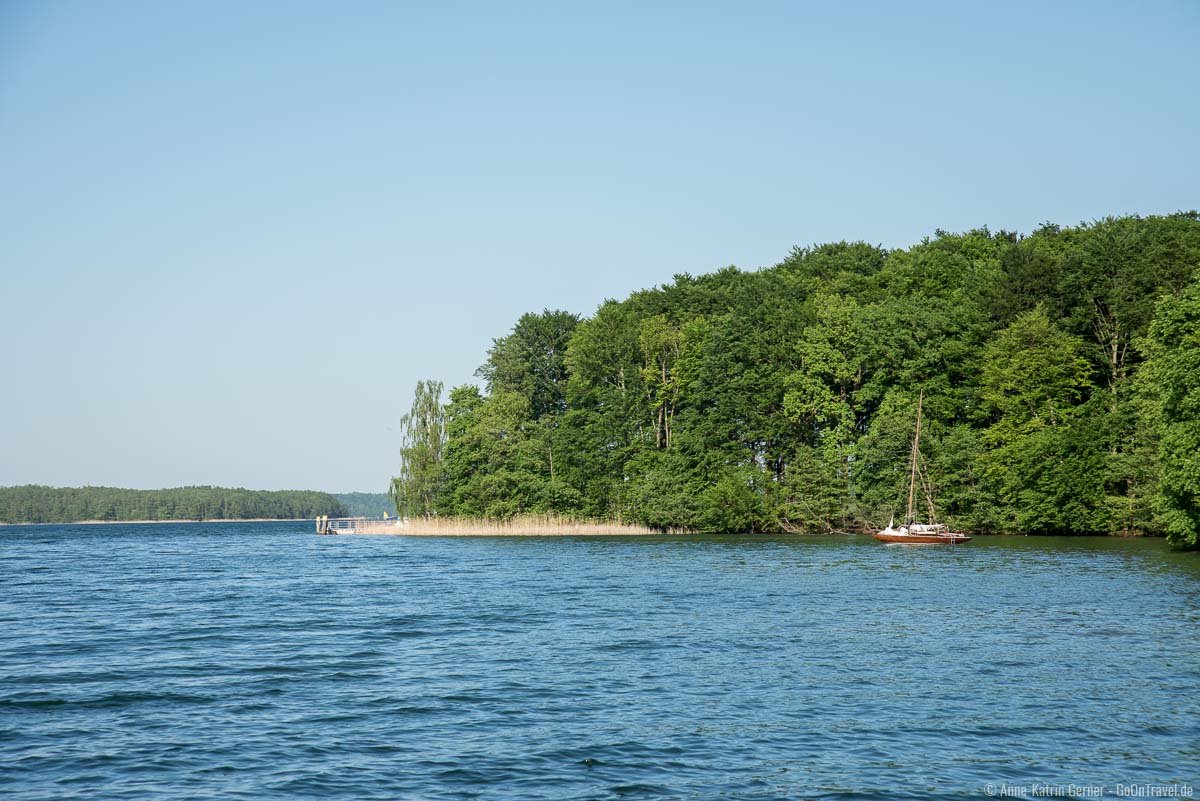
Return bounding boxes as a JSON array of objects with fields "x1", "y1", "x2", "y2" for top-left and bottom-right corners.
[{"x1": 1, "y1": 523, "x2": 1197, "y2": 800}]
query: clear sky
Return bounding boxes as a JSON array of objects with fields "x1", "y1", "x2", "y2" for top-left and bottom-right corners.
[{"x1": 1, "y1": 1, "x2": 1197, "y2": 493}]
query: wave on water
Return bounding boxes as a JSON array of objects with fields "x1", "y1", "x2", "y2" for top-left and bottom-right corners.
[{"x1": 1, "y1": 522, "x2": 1198, "y2": 800}]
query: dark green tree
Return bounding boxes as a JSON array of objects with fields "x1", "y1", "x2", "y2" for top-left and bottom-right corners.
[
  {"x1": 979, "y1": 307, "x2": 1105, "y2": 532},
  {"x1": 1140, "y1": 279, "x2": 1200, "y2": 547}
]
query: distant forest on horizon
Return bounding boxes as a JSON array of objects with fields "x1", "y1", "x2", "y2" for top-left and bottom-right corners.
[
  {"x1": 0, "y1": 486, "x2": 349, "y2": 524},
  {"x1": 389, "y1": 213, "x2": 1200, "y2": 547}
]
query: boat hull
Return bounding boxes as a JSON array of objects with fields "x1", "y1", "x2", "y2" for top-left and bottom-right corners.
[{"x1": 871, "y1": 531, "x2": 972, "y2": 544}]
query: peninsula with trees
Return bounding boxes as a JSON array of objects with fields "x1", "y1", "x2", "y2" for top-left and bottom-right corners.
[{"x1": 390, "y1": 214, "x2": 1200, "y2": 547}]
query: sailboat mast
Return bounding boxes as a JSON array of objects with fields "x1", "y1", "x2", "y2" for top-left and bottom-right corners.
[{"x1": 906, "y1": 390, "x2": 923, "y2": 525}]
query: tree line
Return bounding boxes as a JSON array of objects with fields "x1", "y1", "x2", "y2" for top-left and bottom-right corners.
[
  {"x1": 0, "y1": 485, "x2": 348, "y2": 524},
  {"x1": 390, "y1": 214, "x2": 1200, "y2": 547}
]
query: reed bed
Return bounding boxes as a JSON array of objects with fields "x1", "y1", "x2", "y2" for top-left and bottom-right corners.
[{"x1": 349, "y1": 515, "x2": 689, "y2": 536}]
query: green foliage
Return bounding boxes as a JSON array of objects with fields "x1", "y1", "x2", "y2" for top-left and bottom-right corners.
[
  {"x1": 698, "y1": 466, "x2": 773, "y2": 534},
  {"x1": 415, "y1": 213, "x2": 1200, "y2": 536},
  {"x1": 977, "y1": 307, "x2": 1109, "y2": 533},
  {"x1": 639, "y1": 315, "x2": 683, "y2": 449},
  {"x1": 617, "y1": 449, "x2": 701, "y2": 529},
  {"x1": 980, "y1": 306, "x2": 1093, "y2": 428},
  {"x1": 439, "y1": 386, "x2": 568, "y2": 518},
  {"x1": 478, "y1": 310, "x2": 580, "y2": 419},
  {"x1": 1140, "y1": 279, "x2": 1200, "y2": 547},
  {"x1": 389, "y1": 380, "x2": 446, "y2": 518},
  {"x1": 0, "y1": 486, "x2": 347, "y2": 524}
]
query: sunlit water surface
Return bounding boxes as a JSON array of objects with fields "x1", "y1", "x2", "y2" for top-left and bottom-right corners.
[{"x1": 2, "y1": 523, "x2": 1198, "y2": 800}]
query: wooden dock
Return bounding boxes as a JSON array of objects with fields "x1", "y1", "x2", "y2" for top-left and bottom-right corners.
[{"x1": 315, "y1": 516, "x2": 396, "y2": 535}]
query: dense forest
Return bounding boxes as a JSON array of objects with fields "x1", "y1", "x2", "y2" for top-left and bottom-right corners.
[
  {"x1": 389, "y1": 214, "x2": 1200, "y2": 547},
  {"x1": 0, "y1": 486, "x2": 348, "y2": 524}
]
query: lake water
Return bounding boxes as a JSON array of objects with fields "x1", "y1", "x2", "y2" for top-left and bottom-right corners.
[{"x1": 2, "y1": 523, "x2": 1198, "y2": 800}]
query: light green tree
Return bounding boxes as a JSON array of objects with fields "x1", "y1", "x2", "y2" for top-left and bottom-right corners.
[
  {"x1": 639, "y1": 315, "x2": 682, "y2": 449},
  {"x1": 389, "y1": 380, "x2": 447, "y2": 518}
]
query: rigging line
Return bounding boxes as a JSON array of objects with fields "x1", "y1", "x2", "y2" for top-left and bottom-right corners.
[
  {"x1": 916, "y1": 455, "x2": 938, "y2": 524},
  {"x1": 906, "y1": 389, "x2": 924, "y2": 524}
]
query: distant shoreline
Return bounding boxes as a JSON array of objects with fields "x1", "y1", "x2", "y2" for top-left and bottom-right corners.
[
  {"x1": 0, "y1": 519, "x2": 1168, "y2": 538},
  {"x1": 0, "y1": 486, "x2": 352, "y2": 526}
]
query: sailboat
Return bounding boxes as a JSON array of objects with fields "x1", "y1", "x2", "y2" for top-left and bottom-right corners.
[{"x1": 872, "y1": 390, "x2": 971, "y2": 545}]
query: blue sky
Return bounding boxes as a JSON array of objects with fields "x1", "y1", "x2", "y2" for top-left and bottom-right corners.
[{"x1": 1, "y1": 1, "x2": 1197, "y2": 493}]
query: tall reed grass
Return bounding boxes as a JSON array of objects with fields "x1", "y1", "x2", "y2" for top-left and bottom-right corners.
[{"x1": 347, "y1": 515, "x2": 688, "y2": 536}]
